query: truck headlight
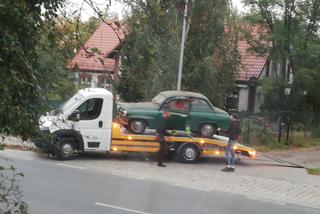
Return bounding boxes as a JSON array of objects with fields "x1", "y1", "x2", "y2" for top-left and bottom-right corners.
[{"x1": 40, "y1": 120, "x2": 52, "y2": 128}]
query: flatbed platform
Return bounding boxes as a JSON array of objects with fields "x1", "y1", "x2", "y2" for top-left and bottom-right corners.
[{"x1": 111, "y1": 123, "x2": 256, "y2": 161}]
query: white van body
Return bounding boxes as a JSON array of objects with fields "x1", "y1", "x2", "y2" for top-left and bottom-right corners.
[{"x1": 39, "y1": 88, "x2": 113, "y2": 152}]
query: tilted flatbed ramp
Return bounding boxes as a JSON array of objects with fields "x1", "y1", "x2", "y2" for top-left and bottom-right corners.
[{"x1": 111, "y1": 123, "x2": 256, "y2": 162}]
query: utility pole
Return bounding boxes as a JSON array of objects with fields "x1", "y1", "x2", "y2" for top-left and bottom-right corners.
[{"x1": 177, "y1": 0, "x2": 188, "y2": 91}]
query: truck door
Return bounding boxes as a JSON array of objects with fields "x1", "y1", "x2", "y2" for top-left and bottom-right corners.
[{"x1": 71, "y1": 97, "x2": 112, "y2": 151}]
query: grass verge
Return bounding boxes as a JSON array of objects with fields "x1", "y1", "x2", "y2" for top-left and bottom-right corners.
[{"x1": 306, "y1": 168, "x2": 320, "y2": 176}]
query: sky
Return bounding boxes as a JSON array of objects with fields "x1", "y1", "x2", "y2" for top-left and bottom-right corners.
[
  {"x1": 66, "y1": 0, "x2": 127, "y2": 20},
  {"x1": 67, "y1": 0, "x2": 246, "y2": 21}
]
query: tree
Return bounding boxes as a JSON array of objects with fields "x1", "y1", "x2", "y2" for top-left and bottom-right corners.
[
  {"x1": 37, "y1": 16, "x2": 100, "y2": 101},
  {"x1": 0, "y1": 0, "x2": 67, "y2": 139},
  {"x1": 118, "y1": 0, "x2": 183, "y2": 101},
  {"x1": 244, "y1": 1, "x2": 320, "y2": 114},
  {"x1": 0, "y1": 1, "x2": 68, "y2": 213},
  {"x1": 0, "y1": 1, "x2": 108, "y2": 213},
  {"x1": 117, "y1": 6, "x2": 159, "y2": 101},
  {"x1": 183, "y1": 0, "x2": 239, "y2": 108},
  {"x1": 0, "y1": 0, "x2": 105, "y2": 138},
  {"x1": 118, "y1": 0, "x2": 239, "y2": 107}
]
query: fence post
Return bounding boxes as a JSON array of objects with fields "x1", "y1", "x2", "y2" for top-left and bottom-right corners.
[
  {"x1": 304, "y1": 112, "x2": 307, "y2": 138},
  {"x1": 247, "y1": 118, "x2": 251, "y2": 145},
  {"x1": 278, "y1": 119, "x2": 282, "y2": 142}
]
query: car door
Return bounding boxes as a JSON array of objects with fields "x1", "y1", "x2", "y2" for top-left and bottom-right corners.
[
  {"x1": 189, "y1": 98, "x2": 215, "y2": 132},
  {"x1": 161, "y1": 98, "x2": 191, "y2": 131},
  {"x1": 71, "y1": 97, "x2": 111, "y2": 151}
]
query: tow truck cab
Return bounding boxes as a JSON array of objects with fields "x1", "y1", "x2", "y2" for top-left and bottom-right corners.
[{"x1": 37, "y1": 88, "x2": 113, "y2": 157}]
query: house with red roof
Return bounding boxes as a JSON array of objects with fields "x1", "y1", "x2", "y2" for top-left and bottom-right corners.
[
  {"x1": 67, "y1": 21, "x2": 124, "y2": 89},
  {"x1": 229, "y1": 29, "x2": 293, "y2": 113}
]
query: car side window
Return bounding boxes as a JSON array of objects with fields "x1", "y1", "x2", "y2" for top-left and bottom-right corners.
[
  {"x1": 163, "y1": 99, "x2": 190, "y2": 113},
  {"x1": 191, "y1": 99, "x2": 214, "y2": 113},
  {"x1": 76, "y1": 98, "x2": 103, "y2": 120}
]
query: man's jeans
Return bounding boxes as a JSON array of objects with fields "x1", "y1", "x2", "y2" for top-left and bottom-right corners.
[{"x1": 225, "y1": 139, "x2": 236, "y2": 167}]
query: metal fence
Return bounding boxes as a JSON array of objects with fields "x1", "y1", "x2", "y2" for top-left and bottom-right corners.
[{"x1": 239, "y1": 111, "x2": 320, "y2": 146}]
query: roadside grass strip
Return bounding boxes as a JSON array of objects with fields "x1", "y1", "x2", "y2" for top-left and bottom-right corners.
[{"x1": 307, "y1": 168, "x2": 320, "y2": 176}]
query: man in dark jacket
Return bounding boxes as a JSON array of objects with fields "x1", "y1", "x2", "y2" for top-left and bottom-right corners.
[
  {"x1": 222, "y1": 114, "x2": 241, "y2": 172},
  {"x1": 156, "y1": 111, "x2": 171, "y2": 167}
]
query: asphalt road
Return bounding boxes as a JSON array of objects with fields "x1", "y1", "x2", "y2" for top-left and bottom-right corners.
[{"x1": 1, "y1": 149, "x2": 319, "y2": 214}]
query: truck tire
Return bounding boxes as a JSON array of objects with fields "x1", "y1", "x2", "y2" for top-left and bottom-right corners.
[
  {"x1": 57, "y1": 139, "x2": 75, "y2": 160},
  {"x1": 199, "y1": 123, "x2": 216, "y2": 138},
  {"x1": 177, "y1": 143, "x2": 200, "y2": 163}
]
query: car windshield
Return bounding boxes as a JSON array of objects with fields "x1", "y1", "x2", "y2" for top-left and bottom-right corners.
[
  {"x1": 152, "y1": 94, "x2": 166, "y2": 105},
  {"x1": 52, "y1": 93, "x2": 84, "y2": 115}
]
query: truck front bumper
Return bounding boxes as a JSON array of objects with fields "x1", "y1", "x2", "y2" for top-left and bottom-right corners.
[{"x1": 34, "y1": 131, "x2": 56, "y2": 153}]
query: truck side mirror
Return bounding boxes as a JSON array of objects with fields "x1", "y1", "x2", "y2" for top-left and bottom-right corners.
[{"x1": 68, "y1": 110, "x2": 80, "y2": 122}]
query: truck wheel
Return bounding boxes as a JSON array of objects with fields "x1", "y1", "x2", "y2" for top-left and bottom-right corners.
[
  {"x1": 57, "y1": 139, "x2": 75, "y2": 160},
  {"x1": 199, "y1": 123, "x2": 216, "y2": 138},
  {"x1": 129, "y1": 119, "x2": 146, "y2": 134},
  {"x1": 178, "y1": 143, "x2": 200, "y2": 163}
]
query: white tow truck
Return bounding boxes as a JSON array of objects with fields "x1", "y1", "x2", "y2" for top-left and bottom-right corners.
[{"x1": 35, "y1": 88, "x2": 256, "y2": 163}]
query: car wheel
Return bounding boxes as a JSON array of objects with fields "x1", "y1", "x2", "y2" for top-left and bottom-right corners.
[
  {"x1": 129, "y1": 119, "x2": 147, "y2": 134},
  {"x1": 57, "y1": 139, "x2": 75, "y2": 160},
  {"x1": 178, "y1": 143, "x2": 200, "y2": 163},
  {"x1": 199, "y1": 123, "x2": 216, "y2": 138}
]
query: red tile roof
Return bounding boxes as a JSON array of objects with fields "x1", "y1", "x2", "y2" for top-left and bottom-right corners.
[
  {"x1": 67, "y1": 21, "x2": 124, "y2": 72},
  {"x1": 237, "y1": 40, "x2": 267, "y2": 81},
  {"x1": 237, "y1": 25, "x2": 269, "y2": 82}
]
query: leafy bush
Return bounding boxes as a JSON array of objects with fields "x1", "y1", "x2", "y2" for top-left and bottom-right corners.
[{"x1": 0, "y1": 166, "x2": 28, "y2": 214}]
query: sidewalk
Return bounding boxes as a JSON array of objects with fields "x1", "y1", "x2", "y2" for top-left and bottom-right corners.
[
  {"x1": 267, "y1": 146, "x2": 320, "y2": 168},
  {"x1": 266, "y1": 146, "x2": 320, "y2": 187},
  {"x1": 0, "y1": 136, "x2": 35, "y2": 149}
]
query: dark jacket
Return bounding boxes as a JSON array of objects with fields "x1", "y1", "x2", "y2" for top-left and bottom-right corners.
[
  {"x1": 156, "y1": 112, "x2": 170, "y2": 136},
  {"x1": 227, "y1": 119, "x2": 241, "y2": 141}
]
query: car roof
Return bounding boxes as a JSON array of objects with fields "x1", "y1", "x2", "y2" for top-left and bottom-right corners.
[{"x1": 159, "y1": 91, "x2": 208, "y2": 100}]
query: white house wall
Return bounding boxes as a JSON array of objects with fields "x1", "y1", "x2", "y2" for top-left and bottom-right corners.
[
  {"x1": 237, "y1": 84, "x2": 249, "y2": 112},
  {"x1": 91, "y1": 73, "x2": 98, "y2": 88}
]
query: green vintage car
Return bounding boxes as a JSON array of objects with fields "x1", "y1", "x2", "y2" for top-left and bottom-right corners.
[{"x1": 117, "y1": 91, "x2": 231, "y2": 137}]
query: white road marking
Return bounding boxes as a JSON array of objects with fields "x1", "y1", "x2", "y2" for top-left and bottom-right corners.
[
  {"x1": 56, "y1": 163, "x2": 86, "y2": 170},
  {"x1": 94, "y1": 202, "x2": 151, "y2": 214},
  {"x1": 111, "y1": 173, "x2": 145, "y2": 180}
]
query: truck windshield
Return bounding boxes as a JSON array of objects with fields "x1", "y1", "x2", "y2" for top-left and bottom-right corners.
[
  {"x1": 53, "y1": 93, "x2": 84, "y2": 115},
  {"x1": 152, "y1": 94, "x2": 166, "y2": 105}
]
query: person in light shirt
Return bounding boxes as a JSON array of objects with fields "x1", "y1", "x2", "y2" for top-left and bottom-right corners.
[{"x1": 222, "y1": 114, "x2": 241, "y2": 172}]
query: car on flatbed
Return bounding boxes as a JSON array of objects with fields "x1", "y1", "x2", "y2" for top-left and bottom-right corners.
[{"x1": 117, "y1": 91, "x2": 231, "y2": 137}]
